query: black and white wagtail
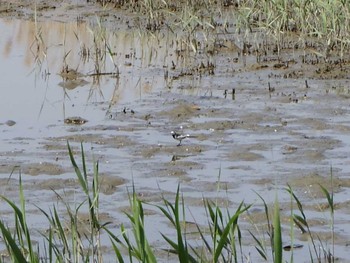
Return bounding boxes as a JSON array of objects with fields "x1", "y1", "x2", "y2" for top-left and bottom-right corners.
[{"x1": 171, "y1": 131, "x2": 190, "y2": 146}]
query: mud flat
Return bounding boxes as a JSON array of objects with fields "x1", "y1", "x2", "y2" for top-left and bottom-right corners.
[{"x1": 0, "y1": 1, "x2": 350, "y2": 261}]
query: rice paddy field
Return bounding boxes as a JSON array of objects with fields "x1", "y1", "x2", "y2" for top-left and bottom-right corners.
[{"x1": 0, "y1": 0, "x2": 350, "y2": 262}]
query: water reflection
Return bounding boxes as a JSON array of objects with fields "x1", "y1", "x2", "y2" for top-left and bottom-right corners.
[{"x1": 0, "y1": 18, "x2": 176, "y2": 125}]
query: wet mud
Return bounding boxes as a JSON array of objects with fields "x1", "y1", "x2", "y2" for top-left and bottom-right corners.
[{"x1": 1, "y1": 1, "x2": 350, "y2": 262}]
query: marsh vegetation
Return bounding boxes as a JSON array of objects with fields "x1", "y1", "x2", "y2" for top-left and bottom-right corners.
[
  {"x1": 0, "y1": 144, "x2": 336, "y2": 262},
  {"x1": 0, "y1": 0, "x2": 350, "y2": 262}
]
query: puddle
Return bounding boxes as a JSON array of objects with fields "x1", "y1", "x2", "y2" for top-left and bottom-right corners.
[
  {"x1": 0, "y1": 19, "x2": 170, "y2": 125},
  {"x1": 1, "y1": 7, "x2": 350, "y2": 262}
]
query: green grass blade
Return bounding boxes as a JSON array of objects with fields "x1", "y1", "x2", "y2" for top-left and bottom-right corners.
[
  {"x1": 155, "y1": 203, "x2": 176, "y2": 226},
  {"x1": 80, "y1": 142, "x2": 88, "y2": 179},
  {"x1": 67, "y1": 141, "x2": 88, "y2": 195},
  {"x1": 193, "y1": 216, "x2": 212, "y2": 254},
  {"x1": 110, "y1": 238, "x2": 124, "y2": 263},
  {"x1": 256, "y1": 246, "x2": 268, "y2": 260},
  {"x1": 0, "y1": 220, "x2": 28, "y2": 262},
  {"x1": 174, "y1": 185, "x2": 189, "y2": 263},
  {"x1": 18, "y1": 175, "x2": 36, "y2": 262},
  {"x1": 286, "y1": 185, "x2": 306, "y2": 220},
  {"x1": 0, "y1": 190, "x2": 38, "y2": 261},
  {"x1": 157, "y1": 185, "x2": 198, "y2": 263},
  {"x1": 319, "y1": 184, "x2": 334, "y2": 214},
  {"x1": 0, "y1": 196, "x2": 25, "y2": 232},
  {"x1": 161, "y1": 233, "x2": 197, "y2": 263},
  {"x1": 161, "y1": 233, "x2": 179, "y2": 251},
  {"x1": 255, "y1": 191, "x2": 271, "y2": 232},
  {"x1": 53, "y1": 206, "x2": 70, "y2": 258},
  {"x1": 249, "y1": 230, "x2": 267, "y2": 260},
  {"x1": 237, "y1": 224, "x2": 244, "y2": 263},
  {"x1": 293, "y1": 215, "x2": 307, "y2": 234},
  {"x1": 120, "y1": 224, "x2": 134, "y2": 253},
  {"x1": 273, "y1": 195, "x2": 282, "y2": 263},
  {"x1": 214, "y1": 202, "x2": 250, "y2": 262}
]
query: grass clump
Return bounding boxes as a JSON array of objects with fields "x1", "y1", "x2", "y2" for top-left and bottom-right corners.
[
  {"x1": 0, "y1": 143, "x2": 339, "y2": 262},
  {"x1": 0, "y1": 175, "x2": 38, "y2": 262},
  {"x1": 94, "y1": 0, "x2": 350, "y2": 60},
  {"x1": 106, "y1": 187, "x2": 157, "y2": 263},
  {"x1": 235, "y1": 0, "x2": 350, "y2": 58}
]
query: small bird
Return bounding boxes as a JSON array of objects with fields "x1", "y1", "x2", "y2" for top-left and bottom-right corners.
[{"x1": 171, "y1": 131, "x2": 190, "y2": 146}]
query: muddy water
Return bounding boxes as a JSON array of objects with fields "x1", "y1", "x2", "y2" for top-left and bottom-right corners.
[{"x1": 1, "y1": 12, "x2": 350, "y2": 262}]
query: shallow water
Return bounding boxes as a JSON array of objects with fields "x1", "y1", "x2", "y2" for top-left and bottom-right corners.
[{"x1": 1, "y1": 14, "x2": 350, "y2": 262}]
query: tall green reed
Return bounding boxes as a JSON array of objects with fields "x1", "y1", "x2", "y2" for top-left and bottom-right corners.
[
  {"x1": 0, "y1": 143, "x2": 339, "y2": 263},
  {"x1": 0, "y1": 174, "x2": 39, "y2": 262}
]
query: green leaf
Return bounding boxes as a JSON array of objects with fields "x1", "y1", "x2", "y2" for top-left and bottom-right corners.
[
  {"x1": 67, "y1": 141, "x2": 88, "y2": 195},
  {"x1": 319, "y1": 184, "x2": 334, "y2": 214},
  {"x1": 273, "y1": 195, "x2": 282, "y2": 263},
  {"x1": 214, "y1": 202, "x2": 250, "y2": 262},
  {"x1": 0, "y1": 220, "x2": 28, "y2": 263}
]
